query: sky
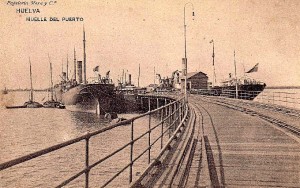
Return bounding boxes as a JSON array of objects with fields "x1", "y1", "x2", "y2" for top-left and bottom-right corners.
[{"x1": 0, "y1": 0, "x2": 299, "y2": 89}]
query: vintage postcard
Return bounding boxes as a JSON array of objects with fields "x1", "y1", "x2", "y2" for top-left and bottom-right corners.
[{"x1": 1, "y1": 1, "x2": 299, "y2": 187}]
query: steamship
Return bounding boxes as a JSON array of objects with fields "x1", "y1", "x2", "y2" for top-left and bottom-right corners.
[{"x1": 54, "y1": 28, "x2": 116, "y2": 114}]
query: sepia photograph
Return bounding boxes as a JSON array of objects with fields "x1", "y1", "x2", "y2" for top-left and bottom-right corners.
[{"x1": 0, "y1": 0, "x2": 299, "y2": 187}]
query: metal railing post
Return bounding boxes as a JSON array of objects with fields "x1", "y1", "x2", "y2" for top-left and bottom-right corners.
[
  {"x1": 179, "y1": 101, "x2": 182, "y2": 124},
  {"x1": 168, "y1": 102, "x2": 171, "y2": 138},
  {"x1": 161, "y1": 108, "x2": 164, "y2": 149},
  {"x1": 173, "y1": 103, "x2": 177, "y2": 130},
  {"x1": 148, "y1": 113, "x2": 151, "y2": 164},
  {"x1": 129, "y1": 120, "x2": 134, "y2": 183},
  {"x1": 85, "y1": 137, "x2": 90, "y2": 188}
]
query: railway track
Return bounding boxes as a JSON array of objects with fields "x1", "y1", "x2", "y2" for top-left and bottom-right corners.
[
  {"x1": 199, "y1": 96, "x2": 300, "y2": 138},
  {"x1": 190, "y1": 100, "x2": 226, "y2": 187}
]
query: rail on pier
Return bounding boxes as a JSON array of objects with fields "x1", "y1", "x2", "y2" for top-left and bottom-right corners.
[{"x1": 0, "y1": 95, "x2": 189, "y2": 188}]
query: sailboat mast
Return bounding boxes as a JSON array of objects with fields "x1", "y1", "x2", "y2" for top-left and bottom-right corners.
[
  {"x1": 29, "y1": 57, "x2": 33, "y2": 101},
  {"x1": 48, "y1": 54, "x2": 54, "y2": 101},
  {"x1": 234, "y1": 50, "x2": 238, "y2": 99},
  {"x1": 83, "y1": 26, "x2": 87, "y2": 84}
]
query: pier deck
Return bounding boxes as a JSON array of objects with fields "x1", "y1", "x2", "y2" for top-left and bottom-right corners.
[{"x1": 139, "y1": 94, "x2": 300, "y2": 187}]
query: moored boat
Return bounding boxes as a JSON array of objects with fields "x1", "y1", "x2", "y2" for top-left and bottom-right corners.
[
  {"x1": 6, "y1": 58, "x2": 43, "y2": 109},
  {"x1": 43, "y1": 54, "x2": 66, "y2": 109}
]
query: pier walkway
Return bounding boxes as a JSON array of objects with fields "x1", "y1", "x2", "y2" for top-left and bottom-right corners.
[
  {"x1": 133, "y1": 94, "x2": 300, "y2": 187},
  {"x1": 1, "y1": 94, "x2": 299, "y2": 187}
]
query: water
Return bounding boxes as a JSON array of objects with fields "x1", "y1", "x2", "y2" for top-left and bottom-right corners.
[
  {"x1": 0, "y1": 91, "x2": 164, "y2": 187},
  {"x1": 254, "y1": 88, "x2": 300, "y2": 110}
]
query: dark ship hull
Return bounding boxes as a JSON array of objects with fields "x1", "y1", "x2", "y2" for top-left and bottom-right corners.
[
  {"x1": 54, "y1": 83, "x2": 120, "y2": 114},
  {"x1": 212, "y1": 83, "x2": 266, "y2": 100}
]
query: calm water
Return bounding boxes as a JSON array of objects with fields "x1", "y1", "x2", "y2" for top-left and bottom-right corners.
[
  {"x1": 0, "y1": 91, "x2": 164, "y2": 187},
  {"x1": 255, "y1": 88, "x2": 300, "y2": 110}
]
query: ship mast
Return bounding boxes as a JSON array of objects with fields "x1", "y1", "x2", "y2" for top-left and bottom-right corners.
[
  {"x1": 234, "y1": 50, "x2": 238, "y2": 99},
  {"x1": 66, "y1": 54, "x2": 69, "y2": 81},
  {"x1": 74, "y1": 47, "x2": 76, "y2": 82},
  {"x1": 83, "y1": 26, "x2": 87, "y2": 84},
  {"x1": 29, "y1": 57, "x2": 33, "y2": 102}
]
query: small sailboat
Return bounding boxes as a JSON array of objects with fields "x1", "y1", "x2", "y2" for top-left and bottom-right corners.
[
  {"x1": 2, "y1": 87, "x2": 8, "y2": 94},
  {"x1": 6, "y1": 58, "x2": 43, "y2": 108},
  {"x1": 43, "y1": 54, "x2": 65, "y2": 109},
  {"x1": 24, "y1": 58, "x2": 43, "y2": 108}
]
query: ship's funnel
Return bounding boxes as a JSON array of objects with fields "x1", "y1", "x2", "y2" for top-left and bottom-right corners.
[
  {"x1": 77, "y1": 61, "x2": 83, "y2": 83},
  {"x1": 128, "y1": 74, "x2": 131, "y2": 85}
]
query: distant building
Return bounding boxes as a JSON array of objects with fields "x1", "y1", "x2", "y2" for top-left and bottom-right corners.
[
  {"x1": 146, "y1": 84, "x2": 159, "y2": 92},
  {"x1": 181, "y1": 72, "x2": 208, "y2": 90}
]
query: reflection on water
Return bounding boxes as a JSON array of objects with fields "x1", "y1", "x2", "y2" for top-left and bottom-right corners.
[{"x1": 0, "y1": 91, "x2": 163, "y2": 187}]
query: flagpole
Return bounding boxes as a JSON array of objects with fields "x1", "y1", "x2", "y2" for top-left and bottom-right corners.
[{"x1": 210, "y1": 40, "x2": 216, "y2": 87}]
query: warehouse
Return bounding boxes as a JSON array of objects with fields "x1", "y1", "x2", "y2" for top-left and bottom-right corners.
[{"x1": 181, "y1": 72, "x2": 208, "y2": 90}]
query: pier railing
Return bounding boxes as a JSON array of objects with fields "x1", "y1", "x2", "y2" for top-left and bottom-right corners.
[
  {"x1": 191, "y1": 89, "x2": 300, "y2": 109},
  {"x1": 0, "y1": 96, "x2": 188, "y2": 188},
  {"x1": 255, "y1": 90, "x2": 300, "y2": 109}
]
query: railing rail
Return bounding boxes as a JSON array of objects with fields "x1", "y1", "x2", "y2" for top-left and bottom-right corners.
[
  {"x1": 192, "y1": 89, "x2": 300, "y2": 109},
  {"x1": 0, "y1": 96, "x2": 188, "y2": 188}
]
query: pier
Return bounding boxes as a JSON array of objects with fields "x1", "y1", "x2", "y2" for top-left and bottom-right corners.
[{"x1": 1, "y1": 93, "x2": 299, "y2": 187}]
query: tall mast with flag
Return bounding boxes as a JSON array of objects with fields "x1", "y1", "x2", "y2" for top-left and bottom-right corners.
[{"x1": 246, "y1": 63, "x2": 259, "y2": 73}]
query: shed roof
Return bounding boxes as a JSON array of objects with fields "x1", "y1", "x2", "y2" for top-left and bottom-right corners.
[{"x1": 181, "y1": 71, "x2": 207, "y2": 79}]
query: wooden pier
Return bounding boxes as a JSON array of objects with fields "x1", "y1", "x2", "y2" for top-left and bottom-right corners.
[{"x1": 132, "y1": 94, "x2": 300, "y2": 187}]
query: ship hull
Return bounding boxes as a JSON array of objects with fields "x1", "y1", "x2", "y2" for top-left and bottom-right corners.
[
  {"x1": 219, "y1": 84, "x2": 266, "y2": 100},
  {"x1": 54, "y1": 83, "x2": 118, "y2": 113}
]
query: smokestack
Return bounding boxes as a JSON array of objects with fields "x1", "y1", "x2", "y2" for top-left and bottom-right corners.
[
  {"x1": 83, "y1": 26, "x2": 87, "y2": 84},
  {"x1": 77, "y1": 61, "x2": 83, "y2": 84},
  {"x1": 128, "y1": 74, "x2": 132, "y2": 85},
  {"x1": 182, "y1": 58, "x2": 187, "y2": 76}
]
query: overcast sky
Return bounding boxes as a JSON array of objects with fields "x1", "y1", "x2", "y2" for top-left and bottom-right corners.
[{"x1": 1, "y1": 0, "x2": 299, "y2": 89}]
